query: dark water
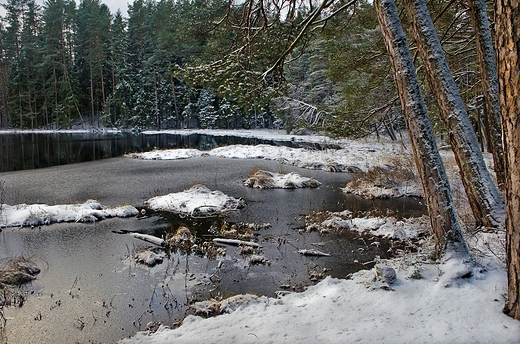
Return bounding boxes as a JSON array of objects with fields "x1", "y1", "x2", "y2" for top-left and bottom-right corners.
[
  {"x1": 0, "y1": 134, "x2": 427, "y2": 343},
  {"x1": 0, "y1": 132, "x2": 339, "y2": 172}
]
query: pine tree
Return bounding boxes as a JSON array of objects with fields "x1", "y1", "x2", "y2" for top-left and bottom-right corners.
[
  {"x1": 495, "y1": 0, "x2": 520, "y2": 321},
  {"x1": 0, "y1": 20, "x2": 8, "y2": 127},
  {"x1": 374, "y1": 0, "x2": 467, "y2": 258},
  {"x1": 75, "y1": 0, "x2": 111, "y2": 125},
  {"x1": 40, "y1": 0, "x2": 79, "y2": 128},
  {"x1": 104, "y1": 10, "x2": 129, "y2": 127}
]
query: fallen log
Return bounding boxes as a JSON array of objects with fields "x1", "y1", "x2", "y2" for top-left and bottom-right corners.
[
  {"x1": 213, "y1": 238, "x2": 261, "y2": 248},
  {"x1": 297, "y1": 249, "x2": 331, "y2": 257}
]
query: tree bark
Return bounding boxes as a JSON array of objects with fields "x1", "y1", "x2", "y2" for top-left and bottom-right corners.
[
  {"x1": 468, "y1": 0, "x2": 506, "y2": 189},
  {"x1": 170, "y1": 72, "x2": 180, "y2": 129},
  {"x1": 403, "y1": 0, "x2": 504, "y2": 229},
  {"x1": 495, "y1": 0, "x2": 520, "y2": 321},
  {"x1": 374, "y1": 0, "x2": 467, "y2": 258}
]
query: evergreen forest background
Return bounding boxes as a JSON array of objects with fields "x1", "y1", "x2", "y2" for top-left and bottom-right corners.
[{"x1": 0, "y1": 0, "x2": 488, "y2": 138}]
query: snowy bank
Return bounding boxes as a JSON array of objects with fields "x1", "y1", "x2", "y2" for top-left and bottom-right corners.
[
  {"x1": 144, "y1": 184, "x2": 245, "y2": 217},
  {"x1": 141, "y1": 129, "x2": 341, "y2": 145},
  {"x1": 121, "y1": 259, "x2": 520, "y2": 344},
  {"x1": 0, "y1": 200, "x2": 138, "y2": 228},
  {"x1": 129, "y1": 133, "x2": 410, "y2": 173}
]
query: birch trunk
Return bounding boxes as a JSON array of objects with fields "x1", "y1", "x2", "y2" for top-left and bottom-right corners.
[
  {"x1": 468, "y1": 0, "x2": 506, "y2": 189},
  {"x1": 402, "y1": 0, "x2": 504, "y2": 229},
  {"x1": 374, "y1": 0, "x2": 467, "y2": 258},
  {"x1": 495, "y1": 0, "x2": 520, "y2": 321}
]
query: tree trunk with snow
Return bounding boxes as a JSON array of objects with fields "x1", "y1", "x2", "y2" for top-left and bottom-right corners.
[
  {"x1": 468, "y1": 0, "x2": 506, "y2": 189},
  {"x1": 495, "y1": 0, "x2": 520, "y2": 321},
  {"x1": 374, "y1": 0, "x2": 467, "y2": 258},
  {"x1": 402, "y1": 0, "x2": 504, "y2": 229}
]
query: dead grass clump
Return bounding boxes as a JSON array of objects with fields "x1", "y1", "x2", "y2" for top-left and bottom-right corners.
[
  {"x1": 209, "y1": 221, "x2": 270, "y2": 241},
  {"x1": 165, "y1": 226, "x2": 195, "y2": 249},
  {"x1": 353, "y1": 163, "x2": 415, "y2": 189},
  {"x1": 344, "y1": 156, "x2": 421, "y2": 199},
  {"x1": 1, "y1": 256, "x2": 40, "y2": 325},
  {"x1": 244, "y1": 170, "x2": 276, "y2": 188},
  {"x1": 0, "y1": 256, "x2": 40, "y2": 288},
  {"x1": 245, "y1": 169, "x2": 321, "y2": 189}
]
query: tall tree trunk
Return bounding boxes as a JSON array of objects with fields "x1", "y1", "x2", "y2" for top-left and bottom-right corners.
[
  {"x1": 99, "y1": 64, "x2": 105, "y2": 104},
  {"x1": 403, "y1": 0, "x2": 504, "y2": 229},
  {"x1": 495, "y1": 0, "x2": 520, "y2": 321},
  {"x1": 468, "y1": 0, "x2": 506, "y2": 189},
  {"x1": 154, "y1": 71, "x2": 160, "y2": 130},
  {"x1": 89, "y1": 61, "x2": 95, "y2": 125},
  {"x1": 374, "y1": 0, "x2": 467, "y2": 258},
  {"x1": 170, "y1": 72, "x2": 180, "y2": 129},
  {"x1": 0, "y1": 64, "x2": 7, "y2": 127}
]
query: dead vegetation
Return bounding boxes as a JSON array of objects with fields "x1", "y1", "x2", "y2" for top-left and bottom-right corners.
[
  {"x1": 190, "y1": 294, "x2": 263, "y2": 318},
  {"x1": 0, "y1": 256, "x2": 41, "y2": 329},
  {"x1": 0, "y1": 256, "x2": 40, "y2": 289},
  {"x1": 343, "y1": 157, "x2": 422, "y2": 199},
  {"x1": 209, "y1": 221, "x2": 270, "y2": 241},
  {"x1": 244, "y1": 169, "x2": 321, "y2": 189}
]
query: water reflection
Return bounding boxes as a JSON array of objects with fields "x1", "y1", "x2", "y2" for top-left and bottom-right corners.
[{"x1": 0, "y1": 132, "x2": 338, "y2": 172}]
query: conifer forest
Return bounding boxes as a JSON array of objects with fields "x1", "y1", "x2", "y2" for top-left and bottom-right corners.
[{"x1": 0, "y1": 0, "x2": 489, "y2": 136}]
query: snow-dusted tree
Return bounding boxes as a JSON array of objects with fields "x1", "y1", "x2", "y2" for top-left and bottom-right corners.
[
  {"x1": 6, "y1": 0, "x2": 40, "y2": 129},
  {"x1": 402, "y1": 0, "x2": 504, "y2": 229},
  {"x1": 40, "y1": 0, "x2": 79, "y2": 128},
  {"x1": 323, "y1": 0, "x2": 398, "y2": 139},
  {"x1": 468, "y1": 0, "x2": 505, "y2": 188},
  {"x1": 0, "y1": 21, "x2": 7, "y2": 127},
  {"x1": 104, "y1": 10, "x2": 129, "y2": 127},
  {"x1": 195, "y1": 90, "x2": 218, "y2": 129},
  {"x1": 75, "y1": 0, "x2": 112, "y2": 125},
  {"x1": 374, "y1": 0, "x2": 467, "y2": 258},
  {"x1": 495, "y1": 0, "x2": 520, "y2": 321}
]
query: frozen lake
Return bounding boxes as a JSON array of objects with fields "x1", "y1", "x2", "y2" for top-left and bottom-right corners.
[{"x1": 0, "y1": 134, "x2": 426, "y2": 343}]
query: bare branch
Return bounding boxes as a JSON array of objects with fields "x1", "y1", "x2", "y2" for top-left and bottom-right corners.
[{"x1": 262, "y1": 0, "x2": 330, "y2": 80}]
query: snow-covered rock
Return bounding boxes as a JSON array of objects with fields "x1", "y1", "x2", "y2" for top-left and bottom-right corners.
[{"x1": 144, "y1": 184, "x2": 245, "y2": 217}]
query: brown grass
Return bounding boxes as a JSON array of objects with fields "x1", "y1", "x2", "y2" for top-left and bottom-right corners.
[{"x1": 348, "y1": 156, "x2": 417, "y2": 190}]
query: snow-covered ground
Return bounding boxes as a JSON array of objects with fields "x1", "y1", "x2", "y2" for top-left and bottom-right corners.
[
  {"x1": 118, "y1": 130, "x2": 519, "y2": 343},
  {"x1": 124, "y1": 266, "x2": 518, "y2": 343},
  {"x1": 131, "y1": 129, "x2": 409, "y2": 174}
]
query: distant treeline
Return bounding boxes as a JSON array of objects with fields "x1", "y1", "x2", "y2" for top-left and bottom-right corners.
[
  {"x1": 0, "y1": 0, "x2": 486, "y2": 137},
  {"x1": 0, "y1": 0, "x2": 278, "y2": 131}
]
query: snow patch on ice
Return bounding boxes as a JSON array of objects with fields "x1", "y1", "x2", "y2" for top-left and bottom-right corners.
[
  {"x1": 0, "y1": 200, "x2": 138, "y2": 228},
  {"x1": 144, "y1": 184, "x2": 245, "y2": 217},
  {"x1": 305, "y1": 210, "x2": 431, "y2": 240}
]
